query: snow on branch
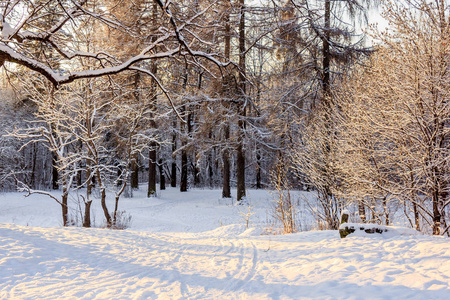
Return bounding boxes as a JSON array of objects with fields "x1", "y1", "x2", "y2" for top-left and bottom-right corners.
[
  {"x1": 17, "y1": 180, "x2": 64, "y2": 207},
  {"x1": 0, "y1": 0, "x2": 228, "y2": 88}
]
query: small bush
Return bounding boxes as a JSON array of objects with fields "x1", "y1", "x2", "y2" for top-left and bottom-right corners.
[
  {"x1": 271, "y1": 164, "x2": 296, "y2": 234},
  {"x1": 112, "y1": 210, "x2": 132, "y2": 230}
]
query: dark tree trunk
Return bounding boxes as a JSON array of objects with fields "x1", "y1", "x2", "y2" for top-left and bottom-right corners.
[
  {"x1": 180, "y1": 119, "x2": 188, "y2": 193},
  {"x1": 180, "y1": 149, "x2": 188, "y2": 192},
  {"x1": 95, "y1": 166, "x2": 111, "y2": 227},
  {"x1": 192, "y1": 148, "x2": 200, "y2": 187},
  {"x1": 236, "y1": 140, "x2": 246, "y2": 201},
  {"x1": 222, "y1": 3, "x2": 232, "y2": 198},
  {"x1": 83, "y1": 200, "x2": 92, "y2": 228},
  {"x1": 158, "y1": 159, "x2": 166, "y2": 190},
  {"x1": 131, "y1": 154, "x2": 139, "y2": 189},
  {"x1": 92, "y1": 161, "x2": 111, "y2": 227},
  {"x1": 117, "y1": 166, "x2": 123, "y2": 187},
  {"x1": 100, "y1": 187, "x2": 111, "y2": 227},
  {"x1": 62, "y1": 191, "x2": 68, "y2": 226},
  {"x1": 207, "y1": 130, "x2": 215, "y2": 188},
  {"x1": 148, "y1": 142, "x2": 157, "y2": 197},
  {"x1": 319, "y1": 0, "x2": 336, "y2": 225},
  {"x1": 236, "y1": 0, "x2": 246, "y2": 202},
  {"x1": 131, "y1": 68, "x2": 140, "y2": 190},
  {"x1": 208, "y1": 149, "x2": 214, "y2": 188},
  {"x1": 432, "y1": 187, "x2": 441, "y2": 235},
  {"x1": 148, "y1": 2, "x2": 158, "y2": 197},
  {"x1": 171, "y1": 117, "x2": 177, "y2": 187},
  {"x1": 52, "y1": 152, "x2": 59, "y2": 190},
  {"x1": 113, "y1": 194, "x2": 120, "y2": 227},
  {"x1": 180, "y1": 105, "x2": 190, "y2": 192},
  {"x1": 256, "y1": 149, "x2": 262, "y2": 189},
  {"x1": 76, "y1": 140, "x2": 82, "y2": 188},
  {"x1": 30, "y1": 143, "x2": 37, "y2": 189},
  {"x1": 322, "y1": 0, "x2": 331, "y2": 99},
  {"x1": 255, "y1": 70, "x2": 263, "y2": 190},
  {"x1": 60, "y1": 174, "x2": 70, "y2": 226},
  {"x1": 413, "y1": 201, "x2": 420, "y2": 231},
  {"x1": 189, "y1": 125, "x2": 199, "y2": 188},
  {"x1": 171, "y1": 160, "x2": 177, "y2": 187},
  {"x1": 86, "y1": 166, "x2": 93, "y2": 195},
  {"x1": 77, "y1": 168, "x2": 82, "y2": 188},
  {"x1": 222, "y1": 144, "x2": 231, "y2": 198},
  {"x1": 193, "y1": 161, "x2": 201, "y2": 187}
]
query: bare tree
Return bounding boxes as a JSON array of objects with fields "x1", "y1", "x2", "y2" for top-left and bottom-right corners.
[{"x1": 11, "y1": 76, "x2": 78, "y2": 226}]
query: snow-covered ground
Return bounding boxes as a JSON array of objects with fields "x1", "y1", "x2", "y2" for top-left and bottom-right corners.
[{"x1": 1, "y1": 187, "x2": 449, "y2": 299}]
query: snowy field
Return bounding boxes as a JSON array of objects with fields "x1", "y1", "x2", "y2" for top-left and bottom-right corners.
[{"x1": 1, "y1": 187, "x2": 450, "y2": 299}]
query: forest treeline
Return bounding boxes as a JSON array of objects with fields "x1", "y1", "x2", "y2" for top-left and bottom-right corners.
[{"x1": 0, "y1": 0, "x2": 448, "y2": 235}]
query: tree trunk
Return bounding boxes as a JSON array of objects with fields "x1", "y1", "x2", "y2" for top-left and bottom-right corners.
[
  {"x1": 95, "y1": 168, "x2": 111, "y2": 227},
  {"x1": 148, "y1": 142, "x2": 157, "y2": 197},
  {"x1": 413, "y1": 201, "x2": 420, "y2": 231},
  {"x1": 180, "y1": 148, "x2": 188, "y2": 192},
  {"x1": 62, "y1": 192, "x2": 68, "y2": 226},
  {"x1": 148, "y1": 2, "x2": 158, "y2": 197},
  {"x1": 208, "y1": 147, "x2": 214, "y2": 188},
  {"x1": 358, "y1": 202, "x2": 366, "y2": 223},
  {"x1": 180, "y1": 115, "x2": 188, "y2": 192},
  {"x1": 101, "y1": 187, "x2": 111, "y2": 227},
  {"x1": 131, "y1": 154, "x2": 139, "y2": 189},
  {"x1": 76, "y1": 168, "x2": 82, "y2": 188},
  {"x1": 236, "y1": 140, "x2": 246, "y2": 201},
  {"x1": 236, "y1": 0, "x2": 246, "y2": 202},
  {"x1": 189, "y1": 114, "x2": 200, "y2": 187},
  {"x1": 256, "y1": 148, "x2": 262, "y2": 189},
  {"x1": 171, "y1": 160, "x2": 177, "y2": 188},
  {"x1": 171, "y1": 117, "x2": 177, "y2": 187},
  {"x1": 255, "y1": 71, "x2": 262, "y2": 190},
  {"x1": 113, "y1": 193, "x2": 120, "y2": 227},
  {"x1": 86, "y1": 165, "x2": 93, "y2": 195},
  {"x1": 222, "y1": 3, "x2": 232, "y2": 198},
  {"x1": 158, "y1": 159, "x2": 166, "y2": 190},
  {"x1": 76, "y1": 140, "x2": 82, "y2": 188},
  {"x1": 117, "y1": 165, "x2": 123, "y2": 187},
  {"x1": 322, "y1": 0, "x2": 331, "y2": 99},
  {"x1": 52, "y1": 152, "x2": 59, "y2": 190},
  {"x1": 30, "y1": 143, "x2": 37, "y2": 189},
  {"x1": 193, "y1": 161, "x2": 201, "y2": 187},
  {"x1": 432, "y1": 188, "x2": 441, "y2": 235},
  {"x1": 222, "y1": 145, "x2": 231, "y2": 198},
  {"x1": 83, "y1": 199, "x2": 92, "y2": 228}
]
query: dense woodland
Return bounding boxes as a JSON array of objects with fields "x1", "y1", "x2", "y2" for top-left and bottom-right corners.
[{"x1": 0, "y1": 0, "x2": 449, "y2": 235}]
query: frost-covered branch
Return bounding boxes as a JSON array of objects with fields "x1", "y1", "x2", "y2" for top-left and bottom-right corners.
[{"x1": 0, "y1": 0, "x2": 227, "y2": 88}]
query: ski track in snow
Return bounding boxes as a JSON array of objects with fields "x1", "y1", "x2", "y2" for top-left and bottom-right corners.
[
  {"x1": 0, "y1": 189, "x2": 450, "y2": 299},
  {"x1": 1, "y1": 223, "x2": 450, "y2": 299}
]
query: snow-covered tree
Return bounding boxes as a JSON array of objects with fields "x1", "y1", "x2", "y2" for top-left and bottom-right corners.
[
  {"x1": 335, "y1": 0, "x2": 450, "y2": 235},
  {"x1": 0, "y1": 0, "x2": 228, "y2": 87}
]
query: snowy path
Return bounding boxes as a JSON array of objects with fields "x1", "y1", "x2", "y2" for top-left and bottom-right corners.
[{"x1": 1, "y1": 223, "x2": 450, "y2": 299}]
